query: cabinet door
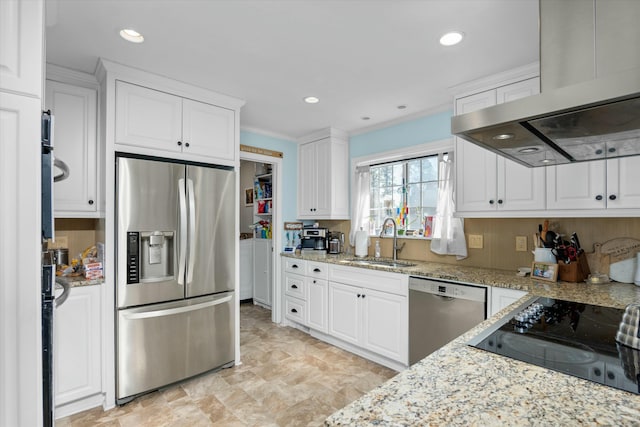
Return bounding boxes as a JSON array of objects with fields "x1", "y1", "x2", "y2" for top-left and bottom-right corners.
[
  {"x1": 361, "y1": 289, "x2": 407, "y2": 363},
  {"x1": 489, "y1": 287, "x2": 527, "y2": 317},
  {"x1": 45, "y1": 81, "x2": 98, "y2": 215},
  {"x1": 297, "y1": 142, "x2": 317, "y2": 218},
  {"x1": 313, "y1": 138, "x2": 332, "y2": 217},
  {"x1": 606, "y1": 156, "x2": 640, "y2": 209},
  {"x1": 455, "y1": 90, "x2": 498, "y2": 212},
  {"x1": 328, "y1": 282, "x2": 360, "y2": 346},
  {"x1": 115, "y1": 81, "x2": 182, "y2": 153},
  {"x1": 495, "y1": 77, "x2": 540, "y2": 104},
  {"x1": 497, "y1": 157, "x2": 546, "y2": 211},
  {"x1": 253, "y1": 239, "x2": 272, "y2": 306},
  {"x1": 239, "y1": 239, "x2": 254, "y2": 300},
  {"x1": 0, "y1": 0, "x2": 43, "y2": 96},
  {"x1": 54, "y1": 286, "x2": 102, "y2": 406},
  {"x1": 546, "y1": 161, "x2": 607, "y2": 209},
  {"x1": 306, "y1": 278, "x2": 328, "y2": 333},
  {"x1": 182, "y1": 99, "x2": 235, "y2": 162}
]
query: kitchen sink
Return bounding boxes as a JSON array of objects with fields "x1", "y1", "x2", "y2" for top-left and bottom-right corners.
[{"x1": 341, "y1": 259, "x2": 416, "y2": 268}]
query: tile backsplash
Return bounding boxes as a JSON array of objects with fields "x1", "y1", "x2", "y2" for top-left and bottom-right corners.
[{"x1": 321, "y1": 217, "x2": 640, "y2": 272}]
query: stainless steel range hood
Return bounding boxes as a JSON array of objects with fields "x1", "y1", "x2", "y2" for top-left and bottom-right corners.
[
  {"x1": 451, "y1": 0, "x2": 640, "y2": 168},
  {"x1": 451, "y1": 68, "x2": 640, "y2": 167}
]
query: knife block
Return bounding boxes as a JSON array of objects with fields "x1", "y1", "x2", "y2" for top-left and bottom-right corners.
[{"x1": 558, "y1": 252, "x2": 591, "y2": 282}]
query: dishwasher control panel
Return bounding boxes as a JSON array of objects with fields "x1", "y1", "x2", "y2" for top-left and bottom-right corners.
[{"x1": 409, "y1": 276, "x2": 486, "y2": 302}]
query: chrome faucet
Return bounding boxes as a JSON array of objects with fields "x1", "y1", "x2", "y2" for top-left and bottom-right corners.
[{"x1": 379, "y1": 217, "x2": 405, "y2": 261}]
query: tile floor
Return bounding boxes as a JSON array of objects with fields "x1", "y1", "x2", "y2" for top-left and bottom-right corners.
[{"x1": 57, "y1": 303, "x2": 397, "y2": 426}]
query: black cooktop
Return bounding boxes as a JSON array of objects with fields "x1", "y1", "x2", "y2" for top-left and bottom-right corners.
[{"x1": 469, "y1": 297, "x2": 640, "y2": 395}]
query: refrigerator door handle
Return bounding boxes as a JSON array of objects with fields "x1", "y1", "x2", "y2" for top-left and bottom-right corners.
[
  {"x1": 121, "y1": 294, "x2": 232, "y2": 320},
  {"x1": 178, "y1": 178, "x2": 187, "y2": 285},
  {"x1": 186, "y1": 178, "x2": 196, "y2": 285}
]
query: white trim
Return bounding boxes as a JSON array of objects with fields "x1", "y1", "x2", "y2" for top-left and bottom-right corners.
[
  {"x1": 240, "y1": 125, "x2": 296, "y2": 143},
  {"x1": 238, "y1": 151, "x2": 284, "y2": 329},
  {"x1": 46, "y1": 63, "x2": 99, "y2": 89},
  {"x1": 448, "y1": 62, "x2": 540, "y2": 99},
  {"x1": 348, "y1": 103, "x2": 452, "y2": 137},
  {"x1": 352, "y1": 138, "x2": 454, "y2": 168},
  {"x1": 297, "y1": 127, "x2": 348, "y2": 144},
  {"x1": 55, "y1": 394, "x2": 104, "y2": 420}
]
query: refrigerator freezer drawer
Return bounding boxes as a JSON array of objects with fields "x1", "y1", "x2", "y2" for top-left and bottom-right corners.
[{"x1": 116, "y1": 292, "x2": 235, "y2": 402}]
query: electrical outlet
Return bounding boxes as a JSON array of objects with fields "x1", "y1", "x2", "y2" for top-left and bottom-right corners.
[
  {"x1": 468, "y1": 234, "x2": 483, "y2": 249},
  {"x1": 515, "y1": 236, "x2": 528, "y2": 252}
]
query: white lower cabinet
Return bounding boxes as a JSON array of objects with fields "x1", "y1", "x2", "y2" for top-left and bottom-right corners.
[
  {"x1": 281, "y1": 257, "x2": 408, "y2": 369},
  {"x1": 55, "y1": 285, "x2": 102, "y2": 417},
  {"x1": 306, "y1": 277, "x2": 328, "y2": 333},
  {"x1": 489, "y1": 287, "x2": 527, "y2": 317},
  {"x1": 239, "y1": 239, "x2": 254, "y2": 301}
]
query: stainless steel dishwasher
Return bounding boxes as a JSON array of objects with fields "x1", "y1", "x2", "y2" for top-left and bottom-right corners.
[{"x1": 409, "y1": 276, "x2": 487, "y2": 365}]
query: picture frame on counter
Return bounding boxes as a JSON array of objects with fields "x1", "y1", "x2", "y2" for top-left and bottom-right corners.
[{"x1": 531, "y1": 262, "x2": 558, "y2": 282}]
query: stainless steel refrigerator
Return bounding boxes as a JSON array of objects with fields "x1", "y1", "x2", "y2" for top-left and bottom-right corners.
[{"x1": 115, "y1": 154, "x2": 236, "y2": 405}]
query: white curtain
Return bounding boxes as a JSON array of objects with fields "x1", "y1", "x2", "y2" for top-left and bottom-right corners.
[
  {"x1": 349, "y1": 166, "x2": 370, "y2": 247},
  {"x1": 430, "y1": 157, "x2": 467, "y2": 260}
]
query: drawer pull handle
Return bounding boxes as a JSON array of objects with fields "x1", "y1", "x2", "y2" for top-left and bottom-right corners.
[
  {"x1": 291, "y1": 308, "x2": 298, "y2": 313},
  {"x1": 291, "y1": 284, "x2": 298, "y2": 289},
  {"x1": 313, "y1": 268, "x2": 321, "y2": 273},
  {"x1": 292, "y1": 264, "x2": 299, "y2": 269}
]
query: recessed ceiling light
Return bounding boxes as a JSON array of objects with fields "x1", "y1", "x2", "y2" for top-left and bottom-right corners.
[
  {"x1": 540, "y1": 159, "x2": 555, "y2": 164},
  {"x1": 492, "y1": 133, "x2": 514, "y2": 140},
  {"x1": 361, "y1": 116, "x2": 371, "y2": 121},
  {"x1": 518, "y1": 147, "x2": 540, "y2": 153},
  {"x1": 439, "y1": 31, "x2": 464, "y2": 46},
  {"x1": 397, "y1": 105, "x2": 407, "y2": 110},
  {"x1": 303, "y1": 96, "x2": 319, "y2": 104},
  {"x1": 120, "y1": 28, "x2": 144, "y2": 43}
]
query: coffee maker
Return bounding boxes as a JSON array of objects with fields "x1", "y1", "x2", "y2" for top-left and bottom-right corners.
[{"x1": 301, "y1": 227, "x2": 328, "y2": 254}]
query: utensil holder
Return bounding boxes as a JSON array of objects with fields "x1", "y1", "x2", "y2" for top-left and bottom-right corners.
[{"x1": 558, "y1": 252, "x2": 591, "y2": 282}]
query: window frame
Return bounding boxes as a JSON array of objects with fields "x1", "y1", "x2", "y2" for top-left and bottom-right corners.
[{"x1": 351, "y1": 138, "x2": 454, "y2": 240}]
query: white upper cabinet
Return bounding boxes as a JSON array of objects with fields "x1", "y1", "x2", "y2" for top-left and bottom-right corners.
[
  {"x1": 455, "y1": 76, "x2": 544, "y2": 215},
  {"x1": 548, "y1": 156, "x2": 640, "y2": 210},
  {"x1": 297, "y1": 128, "x2": 349, "y2": 220},
  {"x1": 115, "y1": 81, "x2": 235, "y2": 163},
  {"x1": 45, "y1": 80, "x2": 100, "y2": 217},
  {"x1": 0, "y1": 0, "x2": 43, "y2": 97}
]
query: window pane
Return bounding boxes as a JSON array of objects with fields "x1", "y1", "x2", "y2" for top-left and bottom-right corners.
[
  {"x1": 408, "y1": 159, "x2": 421, "y2": 183},
  {"x1": 407, "y1": 183, "x2": 420, "y2": 207},
  {"x1": 422, "y1": 182, "x2": 438, "y2": 211},
  {"x1": 422, "y1": 157, "x2": 438, "y2": 182},
  {"x1": 393, "y1": 164, "x2": 403, "y2": 186}
]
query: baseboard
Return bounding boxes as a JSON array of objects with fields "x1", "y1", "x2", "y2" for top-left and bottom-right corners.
[{"x1": 55, "y1": 393, "x2": 104, "y2": 419}]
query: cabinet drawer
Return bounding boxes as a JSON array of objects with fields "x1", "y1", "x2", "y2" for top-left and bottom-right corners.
[
  {"x1": 284, "y1": 258, "x2": 306, "y2": 274},
  {"x1": 306, "y1": 261, "x2": 329, "y2": 279},
  {"x1": 285, "y1": 296, "x2": 306, "y2": 324},
  {"x1": 285, "y1": 274, "x2": 305, "y2": 299},
  {"x1": 329, "y1": 264, "x2": 408, "y2": 297}
]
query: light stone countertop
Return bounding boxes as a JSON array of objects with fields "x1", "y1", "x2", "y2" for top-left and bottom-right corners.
[
  {"x1": 55, "y1": 275, "x2": 104, "y2": 288},
  {"x1": 279, "y1": 253, "x2": 640, "y2": 425}
]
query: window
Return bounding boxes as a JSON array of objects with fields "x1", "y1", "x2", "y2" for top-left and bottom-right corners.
[{"x1": 368, "y1": 153, "x2": 448, "y2": 237}]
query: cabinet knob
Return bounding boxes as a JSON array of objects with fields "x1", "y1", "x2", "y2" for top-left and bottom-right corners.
[
  {"x1": 291, "y1": 284, "x2": 298, "y2": 289},
  {"x1": 292, "y1": 264, "x2": 298, "y2": 269},
  {"x1": 489, "y1": 199, "x2": 495, "y2": 205},
  {"x1": 88, "y1": 199, "x2": 94, "y2": 205},
  {"x1": 177, "y1": 141, "x2": 183, "y2": 146},
  {"x1": 609, "y1": 194, "x2": 617, "y2": 201},
  {"x1": 313, "y1": 268, "x2": 321, "y2": 273},
  {"x1": 362, "y1": 294, "x2": 366, "y2": 298},
  {"x1": 291, "y1": 308, "x2": 298, "y2": 313},
  {"x1": 595, "y1": 149, "x2": 603, "y2": 155},
  {"x1": 608, "y1": 147, "x2": 616, "y2": 153},
  {"x1": 357, "y1": 294, "x2": 361, "y2": 298},
  {"x1": 497, "y1": 199, "x2": 503, "y2": 204},
  {"x1": 313, "y1": 280, "x2": 317, "y2": 284},
  {"x1": 185, "y1": 142, "x2": 190, "y2": 148},
  {"x1": 595, "y1": 195, "x2": 603, "y2": 201}
]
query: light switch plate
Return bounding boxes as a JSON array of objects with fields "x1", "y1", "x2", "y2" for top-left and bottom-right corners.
[
  {"x1": 515, "y1": 236, "x2": 528, "y2": 252},
  {"x1": 468, "y1": 234, "x2": 483, "y2": 249}
]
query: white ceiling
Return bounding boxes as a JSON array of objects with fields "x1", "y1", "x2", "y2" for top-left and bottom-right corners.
[{"x1": 45, "y1": 0, "x2": 539, "y2": 141}]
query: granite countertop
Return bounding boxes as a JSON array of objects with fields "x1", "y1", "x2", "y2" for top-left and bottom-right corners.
[
  {"x1": 291, "y1": 253, "x2": 640, "y2": 425},
  {"x1": 55, "y1": 275, "x2": 104, "y2": 288}
]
